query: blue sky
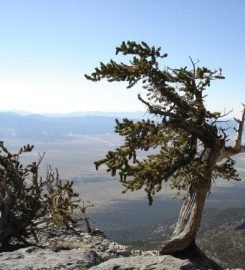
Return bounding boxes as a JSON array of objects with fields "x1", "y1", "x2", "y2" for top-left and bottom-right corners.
[{"x1": 0, "y1": 0, "x2": 244, "y2": 116}]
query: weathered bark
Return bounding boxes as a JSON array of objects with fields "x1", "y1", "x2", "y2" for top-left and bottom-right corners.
[
  {"x1": 218, "y1": 105, "x2": 245, "y2": 161},
  {"x1": 160, "y1": 105, "x2": 245, "y2": 255},
  {"x1": 160, "y1": 179, "x2": 211, "y2": 255},
  {"x1": 160, "y1": 141, "x2": 223, "y2": 255}
]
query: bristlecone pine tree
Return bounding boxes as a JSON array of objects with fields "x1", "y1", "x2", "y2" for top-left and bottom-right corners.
[{"x1": 85, "y1": 41, "x2": 245, "y2": 255}]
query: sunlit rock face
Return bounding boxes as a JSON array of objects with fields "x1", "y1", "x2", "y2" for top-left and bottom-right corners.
[
  {"x1": 0, "y1": 223, "x2": 197, "y2": 270},
  {"x1": 90, "y1": 256, "x2": 195, "y2": 270}
]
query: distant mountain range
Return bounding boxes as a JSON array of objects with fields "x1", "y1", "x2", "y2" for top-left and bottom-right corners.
[
  {"x1": 0, "y1": 111, "x2": 241, "y2": 141},
  {"x1": 48, "y1": 111, "x2": 147, "y2": 119},
  {"x1": 0, "y1": 112, "x2": 118, "y2": 139},
  {"x1": 0, "y1": 110, "x2": 146, "y2": 118},
  {"x1": 0, "y1": 111, "x2": 148, "y2": 140}
]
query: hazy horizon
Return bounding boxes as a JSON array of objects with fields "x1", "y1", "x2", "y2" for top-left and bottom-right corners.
[{"x1": 0, "y1": 1, "x2": 245, "y2": 117}]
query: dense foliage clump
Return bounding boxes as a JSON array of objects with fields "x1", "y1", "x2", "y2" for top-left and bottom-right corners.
[
  {"x1": 0, "y1": 142, "x2": 79, "y2": 249},
  {"x1": 86, "y1": 41, "x2": 239, "y2": 205}
]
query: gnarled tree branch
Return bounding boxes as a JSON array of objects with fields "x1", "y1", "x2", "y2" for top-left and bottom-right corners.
[
  {"x1": 218, "y1": 104, "x2": 245, "y2": 162},
  {"x1": 233, "y1": 104, "x2": 245, "y2": 151}
]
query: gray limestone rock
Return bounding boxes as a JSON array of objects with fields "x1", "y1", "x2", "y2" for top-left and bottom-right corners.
[
  {"x1": 0, "y1": 227, "x2": 133, "y2": 270},
  {"x1": 0, "y1": 246, "x2": 102, "y2": 270},
  {"x1": 89, "y1": 255, "x2": 196, "y2": 270},
  {"x1": 0, "y1": 225, "x2": 216, "y2": 270}
]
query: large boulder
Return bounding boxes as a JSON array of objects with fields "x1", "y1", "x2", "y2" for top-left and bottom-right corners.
[
  {"x1": 0, "y1": 246, "x2": 102, "y2": 270},
  {"x1": 89, "y1": 255, "x2": 196, "y2": 270}
]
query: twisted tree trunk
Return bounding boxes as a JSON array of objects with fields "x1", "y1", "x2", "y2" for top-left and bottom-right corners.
[
  {"x1": 160, "y1": 105, "x2": 245, "y2": 256},
  {"x1": 160, "y1": 147, "x2": 219, "y2": 256},
  {"x1": 160, "y1": 178, "x2": 211, "y2": 255}
]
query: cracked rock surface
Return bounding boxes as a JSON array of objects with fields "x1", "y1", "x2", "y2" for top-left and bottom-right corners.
[
  {"x1": 90, "y1": 255, "x2": 196, "y2": 270},
  {"x1": 0, "y1": 223, "x2": 196, "y2": 270}
]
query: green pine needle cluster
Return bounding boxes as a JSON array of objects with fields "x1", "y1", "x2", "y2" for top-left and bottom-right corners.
[
  {"x1": 87, "y1": 41, "x2": 239, "y2": 204},
  {"x1": 0, "y1": 142, "x2": 80, "y2": 248}
]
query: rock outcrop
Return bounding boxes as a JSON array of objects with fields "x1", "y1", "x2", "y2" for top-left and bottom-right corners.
[
  {"x1": 0, "y1": 223, "x2": 204, "y2": 270},
  {"x1": 0, "y1": 224, "x2": 130, "y2": 270},
  {"x1": 90, "y1": 255, "x2": 196, "y2": 270},
  {"x1": 0, "y1": 247, "x2": 102, "y2": 270}
]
